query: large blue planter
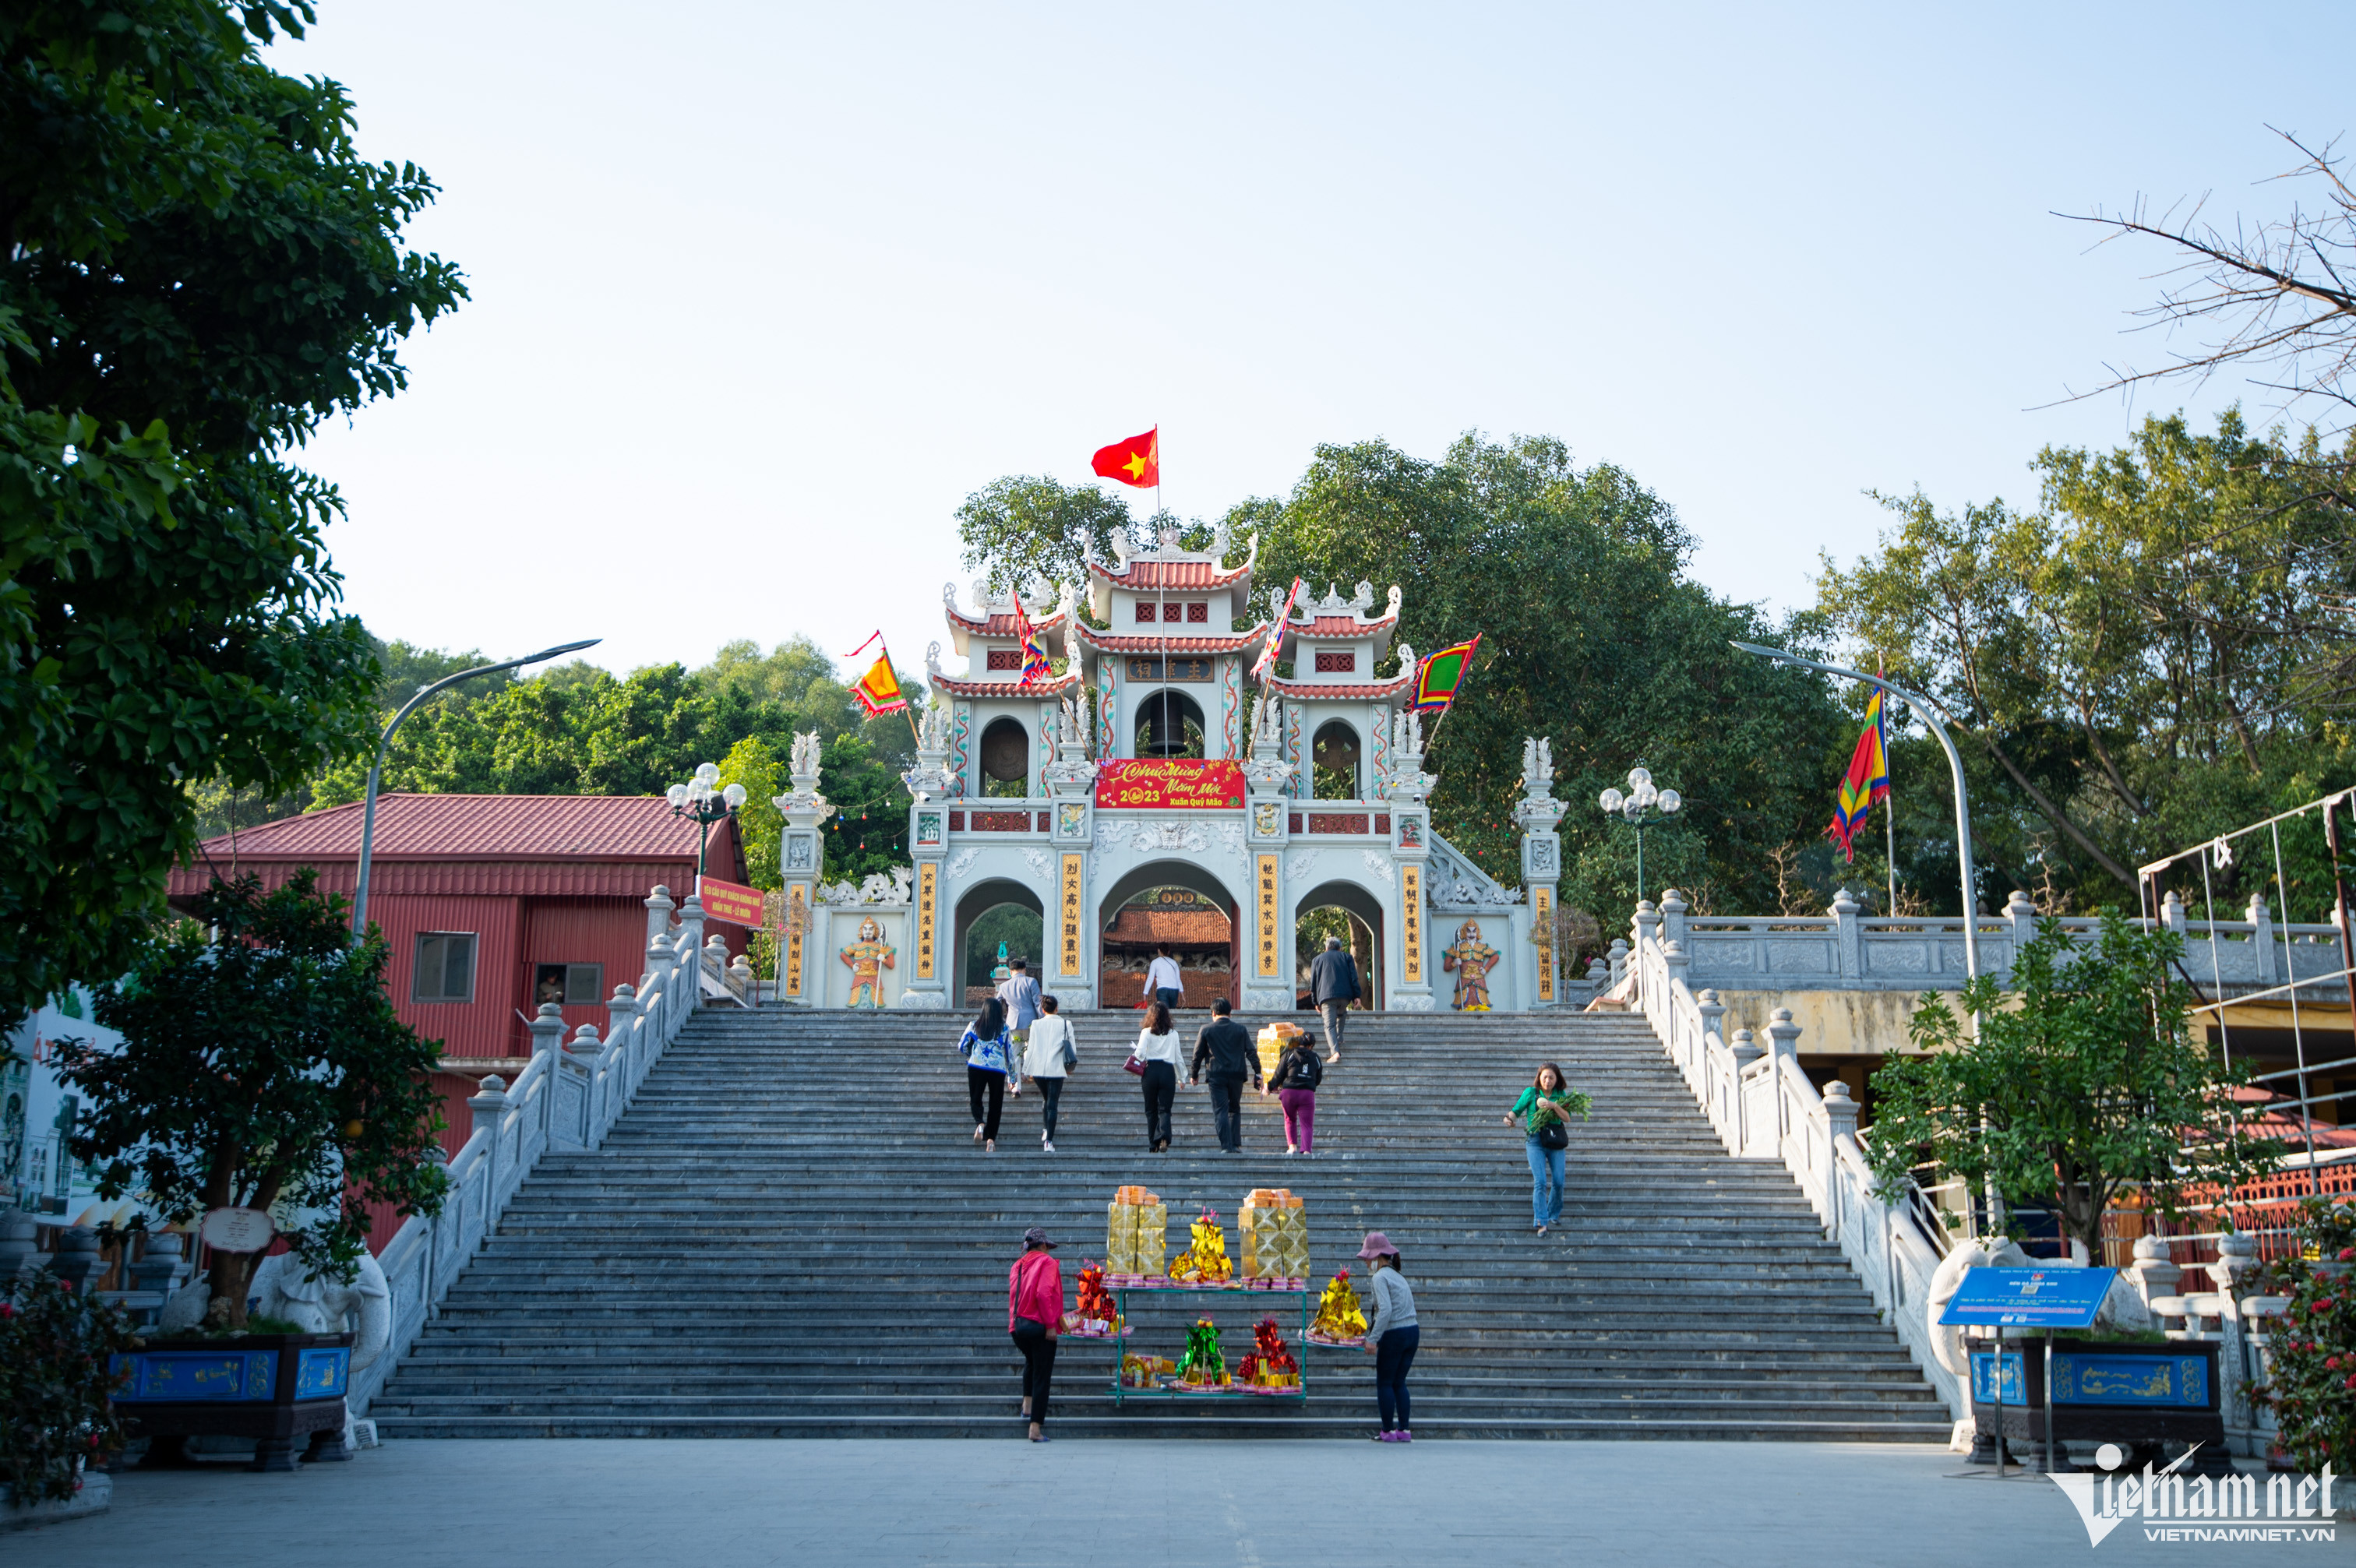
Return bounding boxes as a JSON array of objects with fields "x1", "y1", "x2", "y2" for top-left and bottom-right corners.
[
  {"x1": 1968, "y1": 1337, "x2": 2226, "y2": 1469},
  {"x1": 111, "y1": 1332, "x2": 353, "y2": 1471}
]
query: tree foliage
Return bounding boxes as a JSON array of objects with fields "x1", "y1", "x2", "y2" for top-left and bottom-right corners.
[
  {"x1": 2256, "y1": 1196, "x2": 2356, "y2": 1474},
  {"x1": 0, "y1": 1274, "x2": 139, "y2": 1503},
  {"x1": 1230, "y1": 433, "x2": 1847, "y2": 922},
  {"x1": 956, "y1": 474, "x2": 1141, "y2": 601},
  {"x1": 0, "y1": 0, "x2": 463, "y2": 1020},
  {"x1": 1864, "y1": 914, "x2": 2280, "y2": 1253},
  {"x1": 1818, "y1": 410, "x2": 2356, "y2": 911},
  {"x1": 58, "y1": 872, "x2": 449, "y2": 1327}
]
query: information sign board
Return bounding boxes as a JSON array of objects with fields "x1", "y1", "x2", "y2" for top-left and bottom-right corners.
[{"x1": 1938, "y1": 1267, "x2": 2116, "y2": 1329}]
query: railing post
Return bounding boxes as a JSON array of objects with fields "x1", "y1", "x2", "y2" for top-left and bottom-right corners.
[
  {"x1": 679, "y1": 894, "x2": 707, "y2": 992},
  {"x1": 1766, "y1": 1006, "x2": 1802, "y2": 1140},
  {"x1": 2129, "y1": 1232, "x2": 2182, "y2": 1311},
  {"x1": 1830, "y1": 887, "x2": 1861, "y2": 981},
  {"x1": 567, "y1": 1023, "x2": 604, "y2": 1141},
  {"x1": 1695, "y1": 987, "x2": 1725, "y2": 1060},
  {"x1": 527, "y1": 1003, "x2": 565, "y2": 1139},
  {"x1": 644, "y1": 934, "x2": 675, "y2": 1039},
  {"x1": 1606, "y1": 938, "x2": 1629, "y2": 987},
  {"x1": 1821, "y1": 1077, "x2": 1860, "y2": 1142},
  {"x1": 1659, "y1": 887, "x2": 1688, "y2": 950},
  {"x1": 467, "y1": 1074, "x2": 510, "y2": 1226},
  {"x1": 2162, "y1": 889, "x2": 2188, "y2": 936},
  {"x1": 2247, "y1": 893, "x2": 2277, "y2": 984},
  {"x1": 644, "y1": 884, "x2": 675, "y2": 952},
  {"x1": 2005, "y1": 887, "x2": 2037, "y2": 966},
  {"x1": 607, "y1": 982, "x2": 640, "y2": 1092}
]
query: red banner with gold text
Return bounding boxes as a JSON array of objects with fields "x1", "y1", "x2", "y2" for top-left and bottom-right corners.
[
  {"x1": 1094, "y1": 759, "x2": 1246, "y2": 810},
  {"x1": 697, "y1": 876, "x2": 767, "y2": 928}
]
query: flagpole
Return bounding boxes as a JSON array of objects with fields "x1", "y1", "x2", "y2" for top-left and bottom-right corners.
[{"x1": 885, "y1": 642, "x2": 922, "y2": 749}]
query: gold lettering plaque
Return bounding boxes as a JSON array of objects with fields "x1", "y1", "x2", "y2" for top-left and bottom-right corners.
[
  {"x1": 784, "y1": 885, "x2": 808, "y2": 997},
  {"x1": 1257, "y1": 854, "x2": 1280, "y2": 978},
  {"x1": 1401, "y1": 864, "x2": 1423, "y2": 984},
  {"x1": 916, "y1": 862, "x2": 938, "y2": 979},
  {"x1": 1060, "y1": 854, "x2": 1084, "y2": 977},
  {"x1": 1533, "y1": 884, "x2": 1554, "y2": 1002}
]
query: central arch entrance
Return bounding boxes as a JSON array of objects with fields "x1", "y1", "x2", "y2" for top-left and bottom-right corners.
[
  {"x1": 954, "y1": 877, "x2": 1044, "y2": 1008},
  {"x1": 1293, "y1": 878, "x2": 1384, "y2": 1013},
  {"x1": 1096, "y1": 858, "x2": 1240, "y2": 1010}
]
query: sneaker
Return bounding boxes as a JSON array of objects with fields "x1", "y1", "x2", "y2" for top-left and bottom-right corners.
[
  {"x1": 1371, "y1": 1431, "x2": 1392, "y2": 1443},
  {"x1": 974, "y1": 1124, "x2": 985, "y2": 1143},
  {"x1": 1042, "y1": 1141, "x2": 1056, "y2": 1154},
  {"x1": 1536, "y1": 1224, "x2": 1547, "y2": 1236},
  {"x1": 1398, "y1": 1430, "x2": 1413, "y2": 1443}
]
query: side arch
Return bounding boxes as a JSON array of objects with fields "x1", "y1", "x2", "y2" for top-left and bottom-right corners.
[
  {"x1": 952, "y1": 876, "x2": 1045, "y2": 999},
  {"x1": 1293, "y1": 876, "x2": 1385, "y2": 1012}
]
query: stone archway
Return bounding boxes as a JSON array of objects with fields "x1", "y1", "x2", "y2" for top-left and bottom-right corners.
[
  {"x1": 952, "y1": 877, "x2": 1043, "y2": 1006},
  {"x1": 1293, "y1": 877, "x2": 1384, "y2": 1012},
  {"x1": 1096, "y1": 858, "x2": 1241, "y2": 1010}
]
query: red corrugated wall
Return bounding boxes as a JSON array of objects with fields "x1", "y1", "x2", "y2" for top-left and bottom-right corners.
[
  {"x1": 376, "y1": 892, "x2": 525, "y2": 1062},
  {"x1": 524, "y1": 897, "x2": 662, "y2": 1045}
]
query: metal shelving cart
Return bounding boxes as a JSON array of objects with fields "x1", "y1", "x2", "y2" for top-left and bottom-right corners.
[{"x1": 1106, "y1": 1281, "x2": 1310, "y2": 1406}]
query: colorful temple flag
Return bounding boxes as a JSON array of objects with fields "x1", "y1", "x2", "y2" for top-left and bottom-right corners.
[
  {"x1": 848, "y1": 636, "x2": 909, "y2": 717},
  {"x1": 1251, "y1": 577, "x2": 1305, "y2": 680},
  {"x1": 1091, "y1": 427, "x2": 1160, "y2": 489},
  {"x1": 1824, "y1": 689, "x2": 1891, "y2": 862},
  {"x1": 1413, "y1": 635, "x2": 1483, "y2": 713},
  {"x1": 1012, "y1": 595, "x2": 1053, "y2": 688}
]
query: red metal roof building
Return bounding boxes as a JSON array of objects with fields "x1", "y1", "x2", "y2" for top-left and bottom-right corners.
[{"x1": 168, "y1": 794, "x2": 747, "y2": 1171}]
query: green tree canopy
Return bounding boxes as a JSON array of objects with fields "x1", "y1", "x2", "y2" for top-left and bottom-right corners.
[
  {"x1": 955, "y1": 474, "x2": 1143, "y2": 601},
  {"x1": 1, "y1": 0, "x2": 463, "y2": 1020},
  {"x1": 1231, "y1": 432, "x2": 1847, "y2": 922},
  {"x1": 61, "y1": 871, "x2": 449, "y2": 1326}
]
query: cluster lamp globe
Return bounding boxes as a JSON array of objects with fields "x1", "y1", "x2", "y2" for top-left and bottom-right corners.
[
  {"x1": 669, "y1": 761, "x2": 748, "y2": 879},
  {"x1": 1599, "y1": 763, "x2": 1682, "y2": 907}
]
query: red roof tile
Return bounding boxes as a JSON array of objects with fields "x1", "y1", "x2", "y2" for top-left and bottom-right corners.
[
  {"x1": 1074, "y1": 623, "x2": 1268, "y2": 654},
  {"x1": 1289, "y1": 611, "x2": 1398, "y2": 638},
  {"x1": 1104, "y1": 909, "x2": 1233, "y2": 946},
  {"x1": 928, "y1": 670, "x2": 1082, "y2": 697},
  {"x1": 189, "y1": 794, "x2": 704, "y2": 862},
  {"x1": 1086, "y1": 556, "x2": 1254, "y2": 590},
  {"x1": 943, "y1": 606, "x2": 1071, "y2": 636}
]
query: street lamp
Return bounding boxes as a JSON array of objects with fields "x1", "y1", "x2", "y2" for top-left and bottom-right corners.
[
  {"x1": 350, "y1": 638, "x2": 601, "y2": 938},
  {"x1": 668, "y1": 761, "x2": 748, "y2": 881},
  {"x1": 1730, "y1": 642, "x2": 1979, "y2": 983},
  {"x1": 1599, "y1": 763, "x2": 1682, "y2": 906}
]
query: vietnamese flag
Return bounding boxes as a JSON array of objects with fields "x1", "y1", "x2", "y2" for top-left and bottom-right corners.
[{"x1": 1092, "y1": 427, "x2": 1159, "y2": 489}]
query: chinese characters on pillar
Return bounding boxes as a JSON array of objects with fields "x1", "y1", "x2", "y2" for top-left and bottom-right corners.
[
  {"x1": 784, "y1": 886, "x2": 807, "y2": 997},
  {"x1": 916, "y1": 863, "x2": 938, "y2": 979},
  {"x1": 1533, "y1": 886, "x2": 1554, "y2": 1002},
  {"x1": 1060, "y1": 854, "x2": 1084, "y2": 977},
  {"x1": 1401, "y1": 865, "x2": 1422, "y2": 983},
  {"x1": 1256, "y1": 854, "x2": 1280, "y2": 978}
]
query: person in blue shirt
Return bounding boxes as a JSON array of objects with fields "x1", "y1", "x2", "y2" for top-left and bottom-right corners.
[{"x1": 959, "y1": 996, "x2": 1018, "y2": 1152}]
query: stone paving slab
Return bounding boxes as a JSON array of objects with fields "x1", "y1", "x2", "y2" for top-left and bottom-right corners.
[{"x1": 23, "y1": 1440, "x2": 2346, "y2": 1566}]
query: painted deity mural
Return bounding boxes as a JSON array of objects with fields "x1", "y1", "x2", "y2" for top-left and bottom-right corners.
[{"x1": 840, "y1": 917, "x2": 895, "y2": 1009}]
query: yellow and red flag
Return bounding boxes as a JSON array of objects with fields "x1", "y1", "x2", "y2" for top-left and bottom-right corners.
[
  {"x1": 844, "y1": 632, "x2": 909, "y2": 717},
  {"x1": 1092, "y1": 427, "x2": 1159, "y2": 489}
]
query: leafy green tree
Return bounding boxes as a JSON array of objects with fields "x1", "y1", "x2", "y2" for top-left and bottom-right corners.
[
  {"x1": 1230, "y1": 432, "x2": 1846, "y2": 924},
  {"x1": 956, "y1": 474, "x2": 1142, "y2": 600},
  {"x1": 1864, "y1": 914, "x2": 2280, "y2": 1254},
  {"x1": 820, "y1": 731, "x2": 912, "y2": 881},
  {"x1": 2256, "y1": 1197, "x2": 2356, "y2": 1474},
  {"x1": 1, "y1": 1, "x2": 463, "y2": 1020},
  {"x1": 1818, "y1": 410, "x2": 2356, "y2": 907},
  {"x1": 58, "y1": 872, "x2": 449, "y2": 1327},
  {"x1": 0, "y1": 1274, "x2": 139, "y2": 1503}
]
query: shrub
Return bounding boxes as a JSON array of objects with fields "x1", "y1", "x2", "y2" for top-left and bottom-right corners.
[
  {"x1": 2256, "y1": 1198, "x2": 2356, "y2": 1474},
  {"x1": 0, "y1": 1277, "x2": 139, "y2": 1505}
]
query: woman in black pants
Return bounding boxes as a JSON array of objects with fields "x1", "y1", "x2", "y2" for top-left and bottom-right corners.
[
  {"x1": 1134, "y1": 1001, "x2": 1183, "y2": 1152},
  {"x1": 959, "y1": 997, "x2": 1016, "y2": 1152}
]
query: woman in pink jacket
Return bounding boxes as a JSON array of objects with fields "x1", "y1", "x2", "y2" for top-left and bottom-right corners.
[{"x1": 1008, "y1": 1226, "x2": 1064, "y2": 1443}]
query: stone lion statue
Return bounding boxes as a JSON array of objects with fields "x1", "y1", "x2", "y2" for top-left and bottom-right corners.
[{"x1": 249, "y1": 1251, "x2": 393, "y2": 1370}]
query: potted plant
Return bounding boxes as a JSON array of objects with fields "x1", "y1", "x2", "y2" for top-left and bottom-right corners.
[
  {"x1": 1865, "y1": 912, "x2": 2282, "y2": 1464},
  {"x1": 55, "y1": 872, "x2": 448, "y2": 1469}
]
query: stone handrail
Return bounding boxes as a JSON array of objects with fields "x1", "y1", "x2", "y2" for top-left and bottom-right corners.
[
  {"x1": 1659, "y1": 885, "x2": 2344, "y2": 997},
  {"x1": 351, "y1": 888, "x2": 705, "y2": 1415},
  {"x1": 1630, "y1": 898, "x2": 1966, "y2": 1418}
]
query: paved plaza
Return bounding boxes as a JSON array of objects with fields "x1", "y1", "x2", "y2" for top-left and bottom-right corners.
[{"x1": 29, "y1": 1439, "x2": 2345, "y2": 1566}]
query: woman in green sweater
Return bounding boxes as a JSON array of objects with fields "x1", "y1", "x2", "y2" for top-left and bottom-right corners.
[{"x1": 1503, "y1": 1062, "x2": 1589, "y2": 1236}]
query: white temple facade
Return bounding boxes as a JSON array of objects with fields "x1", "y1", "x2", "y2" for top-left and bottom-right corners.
[{"x1": 772, "y1": 535, "x2": 1571, "y2": 1012}]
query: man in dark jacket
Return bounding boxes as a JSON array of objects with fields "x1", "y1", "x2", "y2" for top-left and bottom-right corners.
[
  {"x1": 1188, "y1": 998, "x2": 1262, "y2": 1153},
  {"x1": 1307, "y1": 935, "x2": 1360, "y2": 1065}
]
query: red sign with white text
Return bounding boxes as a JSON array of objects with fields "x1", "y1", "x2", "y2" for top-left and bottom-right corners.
[
  {"x1": 1094, "y1": 759, "x2": 1246, "y2": 811},
  {"x1": 697, "y1": 876, "x2": 767, "y2": 928}
]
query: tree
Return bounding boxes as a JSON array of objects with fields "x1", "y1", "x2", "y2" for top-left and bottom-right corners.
[
  {"x1": 820, "y1": 731, "x2": 912, "y2": 882},
  {"x1": 1817, "y1": 410, "x2": 2356, "y2": 907},
  {"x1": 955, "y1": 474, "x2": 1142, "y2": 601},
  {"x1": 1864, "y1": 914, "x2": 2280, "y2": 1255},
  {"x1": 58, "y1": 872, "x2": 449, "y2": 1327},
  {"x1": 2062, "y1": 130, "x2": 2356, "y2": 439},
  {"x1": 1229, "y1": 432, "x2": 1847, "y2": 923},
  {"x1": 0, "y1": 2, "x2": 464, "y2": 1021}
]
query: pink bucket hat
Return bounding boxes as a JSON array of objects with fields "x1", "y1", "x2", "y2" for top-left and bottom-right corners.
[{"x1": 1356, "y1": 1230, "x2": 1397, "y2": 1260}]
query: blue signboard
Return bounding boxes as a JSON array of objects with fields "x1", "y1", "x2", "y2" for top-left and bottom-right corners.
[{"x1": 1939, "y1": 1267, "x2": 2117, "y2": 1328}]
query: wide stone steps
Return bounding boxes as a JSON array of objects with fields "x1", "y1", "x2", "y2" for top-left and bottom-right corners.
[{"x1": 369, "y1": 1009, "x2": 1949, "y2": 1442}]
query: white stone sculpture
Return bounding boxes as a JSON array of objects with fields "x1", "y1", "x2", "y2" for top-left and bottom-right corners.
[{"x1": 247, "y1": 1251, "x2": 394, "y2": 1371}]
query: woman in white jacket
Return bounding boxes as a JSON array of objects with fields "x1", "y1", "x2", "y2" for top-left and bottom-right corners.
[
  {"x1": 1134, "y1": 1002, "x2": 1184, "y2": 1152},
  {"x1": 1022, "y1": 995, "x2": 1077, "y2": 1153}
]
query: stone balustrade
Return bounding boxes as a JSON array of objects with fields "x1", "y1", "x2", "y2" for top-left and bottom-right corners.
[{"x1": 352, "y1": 887, "x2": 706, "y2": 1415}]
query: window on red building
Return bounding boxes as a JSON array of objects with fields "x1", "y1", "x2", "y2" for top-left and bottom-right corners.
[
  {"x1": 534, "y1": 963, "x2": 605, "y2": 1006},
  {"x1": 413, "y1": 932, "x2": 478, "y2": 1003}
]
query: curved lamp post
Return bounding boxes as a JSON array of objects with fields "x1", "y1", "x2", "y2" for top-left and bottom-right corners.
[
  {"x1": 351, "y1": 638, "x2": 601, "y2": 938},
  {"x1": 1730, "y1": 641, "x2": 1979, "y2": 983},
  {"x1": 668, "y1": 762, "x2": 747, "y2": 881},
  {"x1": 1599, "y1": 763, "x2": 1682, "y2": 907}
]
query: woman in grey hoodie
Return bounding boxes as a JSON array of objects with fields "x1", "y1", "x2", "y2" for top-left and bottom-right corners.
[{"x1": 1357, "y1": 1230, "x2": 1418, "y2": 1442}]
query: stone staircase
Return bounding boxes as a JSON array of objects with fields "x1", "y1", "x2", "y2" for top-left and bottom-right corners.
[{"x1": 369, "y1": 1008, "x2": 1951, "y2": 1439}]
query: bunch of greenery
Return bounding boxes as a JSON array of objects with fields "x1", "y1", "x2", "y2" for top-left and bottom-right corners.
[
  {"x1": 0, "y1": 0, "x2": 464, "y2": 1022},
  {"x1": 1864, "y1": 914, "x2": 2283, "y2": 1255},
  {"x1": 2256, "y1": 1197, "x2": 2356, "y2": 1474},
  {"x1": 0, "y1": 1275, "x2": 139, "y2": 1505},
  {"x1": 57, "y1": 872, "x2": 448, "y2": 1328}
]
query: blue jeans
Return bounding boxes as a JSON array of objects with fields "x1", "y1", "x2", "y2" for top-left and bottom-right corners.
[
  {"x1": 1374, "y1": 1324, "x2": 1419, "y2": 1431},
  {"x1": 1525, "y1": 1136, "x2": 1565, "y2": 1227}
]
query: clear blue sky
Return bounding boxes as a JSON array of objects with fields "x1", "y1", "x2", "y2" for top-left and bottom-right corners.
[{"x1": 267, "y1": 2, "x2": 2354, "y2": 682}]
